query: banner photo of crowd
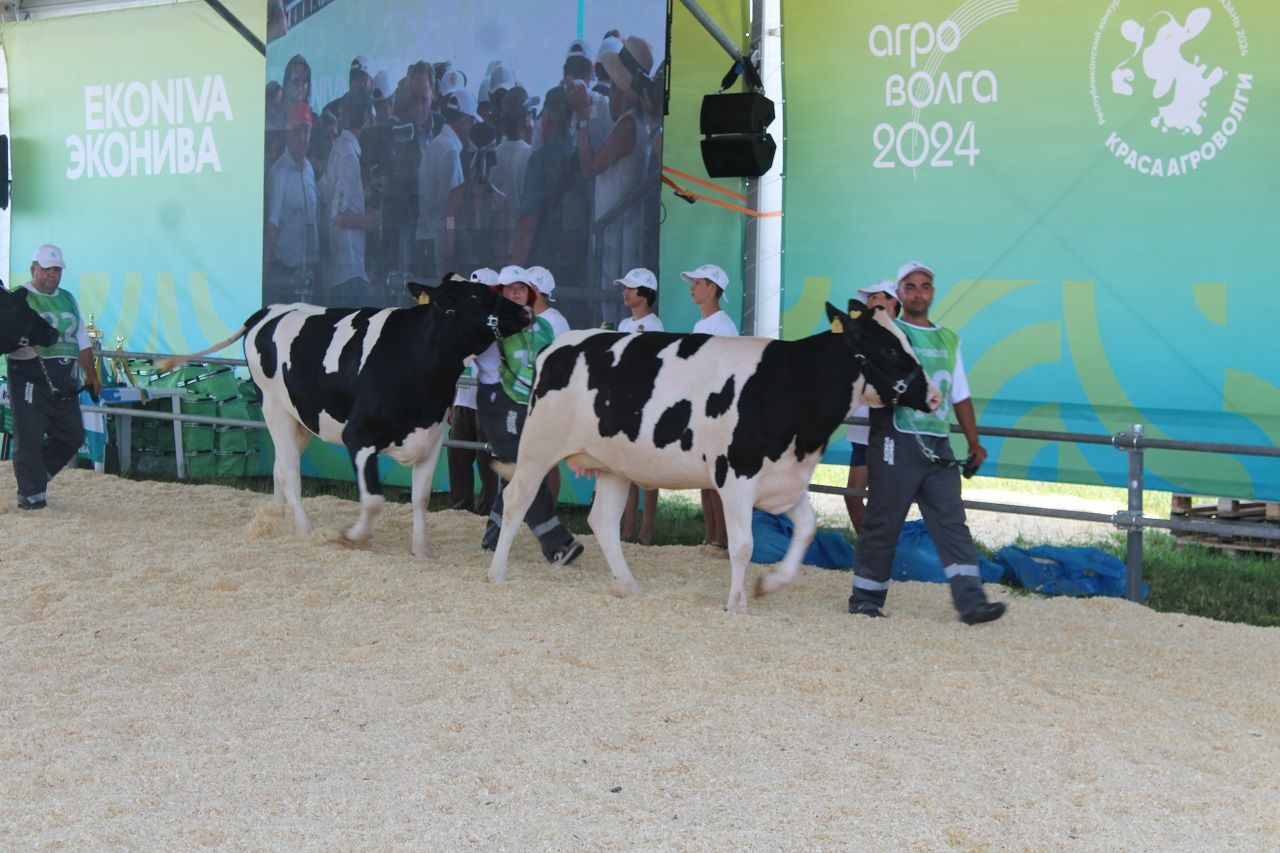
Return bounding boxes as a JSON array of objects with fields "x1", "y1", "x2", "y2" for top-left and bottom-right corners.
[{"x1": 263, "y1": 0, "x2": 668, "y2": 329}]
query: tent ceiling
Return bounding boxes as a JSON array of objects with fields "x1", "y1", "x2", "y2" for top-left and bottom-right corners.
[{"x1": 2, "y1": 0, "x2": 180, "y2": 21}]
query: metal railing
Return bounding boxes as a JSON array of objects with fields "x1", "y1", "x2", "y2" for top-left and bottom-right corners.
[{"x1": 6, "y1": 350, "x2": 1278, "y2": 602}]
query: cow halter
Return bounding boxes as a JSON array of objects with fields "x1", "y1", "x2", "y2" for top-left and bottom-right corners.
[{"x1": 852, "y1": 351, "x2": 921, "y2": 407}]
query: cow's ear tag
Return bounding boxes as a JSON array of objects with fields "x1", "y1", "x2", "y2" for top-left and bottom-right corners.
[
  {"x1": 848, "y1": 309, "x2": 862, "y2": 319},
  {"x1": 830, "y1": 318, "x2": 844, "y2": 334},
  {"x1": 416, "y1": 292, "x2": 431, "y2": 306}
]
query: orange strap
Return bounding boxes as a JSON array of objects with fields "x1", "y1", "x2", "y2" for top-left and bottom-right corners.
[{"x1": 660, "y1": 167, "x2": 782, "y2": 219}]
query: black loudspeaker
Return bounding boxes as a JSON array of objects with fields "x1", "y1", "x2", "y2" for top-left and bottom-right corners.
[
  {"x1": 700, "y1": 134, "x2": 777, "y2": 179},
  {"x1": 0, "y1": 135, "x2": 9, "y2": 211},
  {"x1": 699, "y1": 92, "x2": 776, "y2": 178},
  {"x1": 700, "y1": 92, "x2": 775, "y2": 136}
]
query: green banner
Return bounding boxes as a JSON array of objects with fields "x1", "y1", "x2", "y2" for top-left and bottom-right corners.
[
  {"x1": 783, "y1": 0, "x2": 1280, "y2": 498},
  {"x1": 4, "y1": 0, "x2": 265, "y2": 356}
]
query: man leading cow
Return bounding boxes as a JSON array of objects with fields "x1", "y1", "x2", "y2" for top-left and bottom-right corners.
[{"x1": 848, "y1": 260, "x2": 1005, "y2": 625}]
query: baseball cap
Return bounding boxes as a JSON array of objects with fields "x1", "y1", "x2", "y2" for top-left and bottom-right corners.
[
  {"x1": 437, "y1": 67, "x2": 467, "y2": 96},
  {"x1": 285, "y1": 100, "x2": 313, "y2": 129},
  {"x1": 614, "y1": 267, "x2": 657, "y2": 290},
  {"x1": 371, "y1": 70, "x2": 393, "y2": 101},
  {"x1": 497, "y1": 265, "x2": 530, "y2": 286},
  {"x1": 470, "y1": 267, "x2": 499, "y2": 286},
  {"x1": 32, "y1": 244, "x2": 65, "y2": 269},
  {"x1": 680, "y1": 263, "x2": 729, "y2": 291},
  {"x1": 526, "y1": 266, "x2": 556, "y2": 300},
  {"x1": 442, "y1": 90, "x2": 480, "y2": 120},
  {"x1": 856, "y1": 279, "x2": 898, "y2": 302},
  {"x1": 596, "y1": 35, "x2": 624, "y2": 64},
  {"x1": 896, "y1": 260, "x2": 935, "y2": 284},
  {"x1": 350, "y1": 54, "x2": 371, "y2": 75},
  {"x1": 566, "y1": 38, "x2": 592, "y2": 62},
  {"x1": 488, "y1": 63, "x2": 516, "y2": 93}
]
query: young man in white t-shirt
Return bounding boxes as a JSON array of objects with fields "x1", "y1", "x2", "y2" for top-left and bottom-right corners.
[
  {"x1": 525, "y1": 266, "x2": 571, "y2": 338},
  {"x1": 684, "y1": 262, "x2": 738, "y2": 336},
  {"x1": 682, "y1": 262, "x2": 737, "y2": 551},
  {"x1": 615, "y1": 266, "x2": 664, "y2": 333},
  {"x1": 844, "y1": 279, "x2": 900, "y2": 535},
  {"x1": 613, "y1": 267, "x2": 664, "y2": 542}
]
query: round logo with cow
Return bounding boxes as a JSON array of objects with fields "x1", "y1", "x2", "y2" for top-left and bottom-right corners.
[{"x1": 1089, "y1": 1, "x2": 1252, "y2": 177}]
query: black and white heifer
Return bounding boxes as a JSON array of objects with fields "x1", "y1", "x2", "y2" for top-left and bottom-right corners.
[
  {"x1": 487, "y1": 301, "x2": 941, "y2": 613},
  {"x1": 0, "y1": 285, "x2": 58, "y2": 353},
  {"x1": 161, "y1": 276, "x2": 530, "y2": 556}
]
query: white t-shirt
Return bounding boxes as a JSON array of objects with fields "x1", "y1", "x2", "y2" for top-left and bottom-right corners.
[
  {"x1": 538, "y1": 307, "x2": 571, "y2": 338},
  {"x1": 619, "y1": 313, "x2": 664, "y2": 333},
  {"x1": 846, "y1": 404, "x2": 870, "y2": 447},
  {"x1": 693, "y1": 310, "x2": 738, "y2": 336},
  {"x1": 324, "y1": 130, "x2": 367, "y2": 287},
  {"x1": 474, "y1": 341, "x2": 502, "y2": 386},
  {"x1": 453, "y1": 362, "x2": 479, "y2": 409}
]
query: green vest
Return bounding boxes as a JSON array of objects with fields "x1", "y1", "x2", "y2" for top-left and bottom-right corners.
[
  {"x1": 20, "y1": 286, "x2": 83, "y2": 359},
  {"x1": 499, "y1": 316, "x2": 555, "y2": 403},
  {"x1": 893, "y1": 319, "x2": 960, "y2": 437}
]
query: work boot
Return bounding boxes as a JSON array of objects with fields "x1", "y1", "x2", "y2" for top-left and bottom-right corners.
[
  {"x1": 960, "y1": 601, "x2": 1006, "y2": 625},
  {"x1": 848, "y1": 599, "x2": 887, "y2": 618}
]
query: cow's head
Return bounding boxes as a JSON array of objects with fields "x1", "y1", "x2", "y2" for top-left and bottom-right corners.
[
  {"x1": 0, "y1": 286, "x2": 58, "y2": 354},
  {"x1": 826, "y1": 300, "x2": 941, "y2": 413},
  {"x1": 407, "y1": 274, "x2": 532, "y2": 350}
]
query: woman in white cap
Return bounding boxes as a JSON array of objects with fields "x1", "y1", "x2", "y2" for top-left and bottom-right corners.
[
  {"x1": 566, "y1": 35, "x2": 657, "y2": 285},
  {"x1": 682, "y1": 262, "x2": 737, "y2": 551},
  {"x1": 613, "y1": 267, "x2": 663, "y2": 543},
  {"x1": 474, "y1": 265, "x2": 584, "y2": 567},
  {"x1": 844, "y1": 279, "x2": 900, "y2": 535},
  {"x1": 446, "y1": 268, "x2": 501, "y2": 516}
]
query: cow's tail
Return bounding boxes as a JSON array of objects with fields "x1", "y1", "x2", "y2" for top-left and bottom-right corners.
[
  {"x1": 153, "y1": 307, "x2": 271, "y2": 371},
  {"x1": 490, "y1": 460, "x2": 517, "y2": 480}
]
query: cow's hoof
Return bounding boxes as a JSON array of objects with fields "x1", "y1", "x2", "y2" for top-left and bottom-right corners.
[
  {"x1": 486, "y1": 570, "x2": 508, "y2": 584},
  {"x1": 610, "y1": 580, "x2": 641, "y2": 598},
  {"x1": 411, "y1": 545, "x2": 434, "y2": 559}
]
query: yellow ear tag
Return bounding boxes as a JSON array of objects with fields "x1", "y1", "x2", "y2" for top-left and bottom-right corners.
[
  {"x1": 416, "y1": 292, "x2": 431, "y2": 306},
  {"x1": 849, "y1": 309, "x2": 862, "y2": 319},
  {"x1": 831, "y1": 318, "x2": 844, "y2": 334}
]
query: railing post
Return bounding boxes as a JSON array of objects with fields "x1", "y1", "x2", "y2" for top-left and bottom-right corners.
[{"x1": 1125, "y1": 423, "x2": 1145, "y2": 602}]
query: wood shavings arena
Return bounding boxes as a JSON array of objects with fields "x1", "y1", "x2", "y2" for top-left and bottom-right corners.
[{"x1": 2, "y1": 468, "x2": 1277, "y2": 849}]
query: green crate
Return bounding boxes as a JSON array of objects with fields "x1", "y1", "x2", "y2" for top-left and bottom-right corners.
[
  {"x1": 189, "y1": 368, "x2": 240, "y2": 402},
  {"x1": 214, "y1": 426, "x2": 253, "y2": 453},
  {"x1": 214, "y1": 451, "x2": 258, "y2": 477},
  {"x1": 217, "y1": 397, "x2": 254, "y2": 422}
]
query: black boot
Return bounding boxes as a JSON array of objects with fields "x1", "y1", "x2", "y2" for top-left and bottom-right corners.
[{"x1": 949, "y1": 574, "x2": 1006, "y2": 625}]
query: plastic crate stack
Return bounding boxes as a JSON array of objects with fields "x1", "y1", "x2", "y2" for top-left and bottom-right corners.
[{"x1": 124, "y1": 360, "x2": 264, "y2": 478}]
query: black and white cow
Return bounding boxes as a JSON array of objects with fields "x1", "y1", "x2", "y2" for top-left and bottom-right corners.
[
  {"x1": 0, "y1": 285, "x2": 59, "y2": 353},
  {"x1": 161, "y1": 276, "x2": 530, "y2": 555},
  {"x1": 487, "y1": 301, "x2": 941, "y2": 613}
]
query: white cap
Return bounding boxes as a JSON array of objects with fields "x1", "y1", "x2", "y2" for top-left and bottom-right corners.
[
  {"x1": 526, "y1": 265, "x2": 556, "y2": 300},
  {"x1": 438, "y1": 68, "x2": 467, "y2": 96},
  {"x1": 566, "y1": 38, "x2": 592, "y2": 62},
  {"x1": 350, "y1": 54, "x2": 371, "y2": 75},
  {"x1": 856, "y1": 279, "x2": 898, "y2": 302},
  {"x1": 442, "y1": 90, "x2": 480, "y2": 119},
  {"x1": 614, "y1": 267, "x2": 657, "y2": 290},
  {"x1": 32, "y1": 244, "x2": 65, "y2": 269},
  {"x1": 680, "y1": 263, "x2": 729, "y2": 291},
  {"x1": 371, "y1": 70, "x2": 393, "y2": 101},
  {"x1": 488, "y1": 64, "x2": 516, "y2": 92},
  {"x1": 497, "y1": 264, "x2": 530, "y2": 286},
  {"x1": 470, "y1": 267, "x2": 499, "y2": 286},
  {"x1": 896, "y1": 260, "x2": 935, "y2": 284},
  {"x1": 597, "y1": 35, "x2": 623, "y2": 64}
]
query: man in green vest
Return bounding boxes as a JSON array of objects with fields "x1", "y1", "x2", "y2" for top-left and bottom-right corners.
[
  {"x1": 848, "y1": 260, "x2": 1005, "y2": 625},
  {"x1": 6, "y1": 244, "x2": 102, "y2": 510}
]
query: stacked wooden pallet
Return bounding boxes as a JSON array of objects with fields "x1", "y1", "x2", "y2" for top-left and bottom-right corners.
[{"x1": 1170, "y1": 496, "x2": 1280, "y2": 558}]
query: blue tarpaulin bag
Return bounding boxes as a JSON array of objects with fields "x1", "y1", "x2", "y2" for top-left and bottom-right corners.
[
  {"x1": 875, "y1": 519, "x2": 1007, "y2": 584},
  {"x1": 750, "y1": 509, "x2": 854, "y2": 569},
  {"x1": 993, "y1": 545, "x2": 1145, "y2": 599}
]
